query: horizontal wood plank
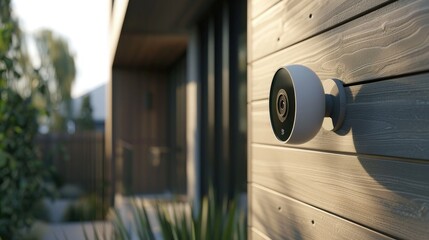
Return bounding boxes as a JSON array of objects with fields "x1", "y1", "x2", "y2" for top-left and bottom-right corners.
[
  {"x1": 252, "y1": 145, "x2": 429, "y2": 239},
  {"x1": 251, "y1": 184, "x2": 392, "y2": 240},
  {"x1": 252, "y1": 73, "x2": 429, "y2": 160},
  {"x1": 251, "y1": 0, "x2": 429, "y2": 100},
  {"x1": 251, "y1": 0, "x2": 391, "y2": 61},
  {"x1": 250, "y1": 0, "x2": 280, "y2": 20},
  {"x1": 250, "y1": 228, "x2": 270, "y2": 240}
]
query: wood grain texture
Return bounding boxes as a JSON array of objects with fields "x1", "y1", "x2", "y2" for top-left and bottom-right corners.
[
  {"x1": 247, "y1": 65, "x2": 252, "y2": 102},
  {"x1": 114, "y1": 34, "x2": 187, "y2": 68},
  {"x1": 250, "y1": 0, "x2": 280, "y2": 20},
  {"x1": 251, "y1": 0, "x2": 429, "y2": 101},
  {"x1": 251, "y1": 184, "x2": 393, "y2": 240},
  {"x1": 250, "y1": 228, "x2": 270, "y2": 240},
  {"x1": 113, "y1": 69, "x2": 171, "y2": 193},
  {"x1": 252, "y1": 73, "x2": 429, "y2": 160},
  {"x1": 252, "y1": 145, "x2": 429, "y2": 240},
  {"x1": 251, "y1": 0, "x2": 391, "y2": 61}
]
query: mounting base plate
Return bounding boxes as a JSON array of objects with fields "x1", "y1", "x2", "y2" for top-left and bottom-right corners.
[{"x1": 322, "y1": 79, "x2": 346, "y2": 131}]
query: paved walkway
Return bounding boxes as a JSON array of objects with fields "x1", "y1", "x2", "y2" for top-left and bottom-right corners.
[{"x1": 25, "y1": 221, "x2": 112, "y2": 240}]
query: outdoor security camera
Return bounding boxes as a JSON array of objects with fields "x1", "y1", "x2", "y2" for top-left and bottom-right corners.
[{"x1": 269, "y1": 65, "x2": 346, "y2": 144}]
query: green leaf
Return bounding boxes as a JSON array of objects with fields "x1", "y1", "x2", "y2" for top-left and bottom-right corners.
[
  {"x1": 222, "y1": 201, "x2": 237, "y2": 240},
  {"x1": 82, "y1": 225, "x2": 90, "y2": 240},
  {"x1": 131, "y1": 199, "x2": 155, "y2": 240},
  {"x1": 2, "y1": 57, "x2": 12, "y2": 69},
  {"x1": 93, "y1": 224, "x2": 101, "y2": 240},
  {"x1": 0, "y1": 150, "x2": 10, "y2": 167},
  {"x1": 112, "y1": 209, "x2": 130, "y2": 240},
  {"x1": 14, "y1": 126, "x2": 22, "y2": 133},
  {"x1": 13, "y1": 70, "x2": 20, "y2": 79}
]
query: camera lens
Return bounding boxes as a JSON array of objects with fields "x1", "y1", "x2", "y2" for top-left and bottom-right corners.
[
  {"x1": 278, "y1": 95, "x2": 286, "y2": 115},
  {"x1": 276, "y1": 89, "x2": 288, "y2": 122}
]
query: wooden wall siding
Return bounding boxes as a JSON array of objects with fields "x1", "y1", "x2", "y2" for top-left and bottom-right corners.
[
  {"x1": 250, "y1": 228, "x2": 271, "y2": 240},
  {"x1": 252, "y1": 73, "x2": 429, "y2": 160},
  {"x1": 250, "y1": 0, "x2": 392, "y2": 61},
  {"x1": 252, "y1": 145, "x2": 429, "y2": 240},
  {"x1": 250, "y1": 0, "x2": 279, "y2": 20},
  {"x1": 251, "y1": 185, "x2": 392, "y2": 240},
  {"x1": 248, "y1": 0, "x2": 429, "y2": 239},
  {"x1": 250, "y1": 0, "x2": 429, "y2": 101},
  {"x1": 113, "y1": 69, "x2": 169, "y2": 194}
]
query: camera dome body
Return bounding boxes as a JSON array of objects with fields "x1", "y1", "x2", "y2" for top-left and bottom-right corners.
[{"x1": 269, "y1": 65, "x2": 326, "y2": 144}]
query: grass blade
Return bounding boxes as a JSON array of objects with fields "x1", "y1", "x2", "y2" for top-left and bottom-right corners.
[
  {"x1": 82, "y1": 225, "x2": 90, "y2": 240},
  {"x1": 93, "y1": 223, "x2": 101, "y2": 240},
  {"x1": 222, "y1": 201, "x2": 237, "y2": 240}
]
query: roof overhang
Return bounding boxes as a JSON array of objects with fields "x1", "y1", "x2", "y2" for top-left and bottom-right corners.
[{"x1": 110, "y1": 0, "x2": 214, "y2": 69}]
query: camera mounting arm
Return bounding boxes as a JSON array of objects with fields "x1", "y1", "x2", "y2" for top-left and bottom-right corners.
[
  {"x1": 269, "y1": 65, "x2": 346, "y2": 144},
  {"x1": 322, "y1": 78, "x2": 346, "y2": 132}
]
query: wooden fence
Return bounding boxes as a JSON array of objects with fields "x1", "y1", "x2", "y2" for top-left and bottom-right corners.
[
  {"x1": 36, "y1": 132, "x2": 105, "y2": 197},
  {"x1": 36, "y1": 131, "x2": 187, "y2": 205}
]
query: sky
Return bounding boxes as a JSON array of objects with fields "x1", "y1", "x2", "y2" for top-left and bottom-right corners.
[{"x1": 12, "y1": 0, "x2": 110, "y2": 98}]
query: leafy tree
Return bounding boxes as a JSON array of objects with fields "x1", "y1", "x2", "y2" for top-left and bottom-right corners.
[
  {"x1": 76, "y1": 95, "x2": 95, "y2": 131},
  {"x1": 35, "y1": 29, "x2": 76, "y2": 132},
  {"x1": 0, "y1": 0, "x2": 54, "y2": 238}
]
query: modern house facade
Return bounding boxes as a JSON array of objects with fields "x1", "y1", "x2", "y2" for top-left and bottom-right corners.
[
  {"x1": 109, "y1": 0, "x2": 429, "y2": 239},
  {"x1": 107, "y1": 0, "x2": 247, "y2": 203}
]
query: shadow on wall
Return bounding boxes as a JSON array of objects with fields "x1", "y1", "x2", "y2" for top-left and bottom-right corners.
[
  {"x1": 252, "y1": 77, "x2": 429, "y2": 239},
  {"x1": 351, "y1": 77, "x2": 429, "y2": 238}
]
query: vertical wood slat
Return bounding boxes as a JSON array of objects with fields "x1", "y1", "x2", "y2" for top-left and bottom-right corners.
[
  {"x1": 199, "y1": 18, "x2": 216, "y2": 197},
  {"x1": 198, "y1": 22, "x2": 209, "y2": 197},
  {"x1": 113, "y1": 70, "x2": 171, "y2": 194},
  {"x1": 168, "y1": 55, "x2": 187, "y2": 194},
  {"x1": 36, "y1": 132, "x2": 105, "y2": 194},
  {"x1": 214, "y1": 7, "x2": 224, "y2": 198},
  {"x1": 186, "y1": 28, "x2": 201, "y2": 207},
  {"x1": 221, "y1": 2, "x2": 230, "y2": 198}
]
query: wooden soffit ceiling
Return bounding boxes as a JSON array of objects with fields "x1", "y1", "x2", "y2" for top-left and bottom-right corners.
[{"x1": 113, "y1": 0, "x2": 214, "y2": 68}]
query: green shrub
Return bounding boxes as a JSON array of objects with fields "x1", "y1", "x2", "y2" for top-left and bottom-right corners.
[
  {"x1": 109, "y1": 190, "x2": 247, "y2": 240},
  {"x1": 0, "y1": 1, "x2": 55, "y2": 238},
  {"x1": 0, "y1": 89, "x2": 54, "y2": 239},
  {"x1": 154, "y1": 191, "x2": 247, "y2": 240},
  {"x1": 63, "y1": 194, "x2": 108, "y2": 222}
]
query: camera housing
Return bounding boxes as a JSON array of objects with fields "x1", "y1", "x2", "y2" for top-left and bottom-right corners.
[{"x1": 269, "y1": 65, "x2": 346, "y2": 144}]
